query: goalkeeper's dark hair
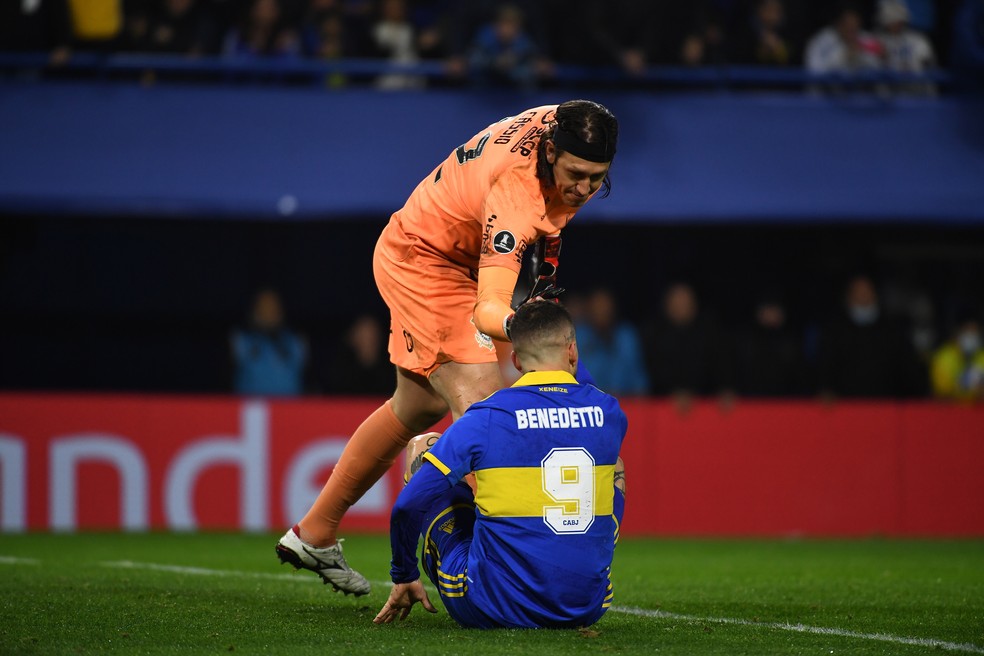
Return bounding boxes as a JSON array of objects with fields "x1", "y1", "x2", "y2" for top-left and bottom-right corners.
[
  {"x1": 510, "y1": 301, "x2": 576, "y2": 361},
  {"x1": 537, "y1": 99, "x2": 618, "y2": 198}
]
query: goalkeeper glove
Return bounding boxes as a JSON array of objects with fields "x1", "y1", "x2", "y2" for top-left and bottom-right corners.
[
  {"x1": 505, "y1": 234, "x2": 565, "y2": 338},
  {"x1": 526, "y1": 234, "x2": 562, "y2": 301},
  {"x1": 503, "y1": 285, "x2": 564, "y2": 340}
]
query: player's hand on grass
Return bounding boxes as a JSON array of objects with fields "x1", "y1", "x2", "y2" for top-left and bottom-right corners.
[{"x1": 373, "y1": 580, "x2": 437, "y2": 624}]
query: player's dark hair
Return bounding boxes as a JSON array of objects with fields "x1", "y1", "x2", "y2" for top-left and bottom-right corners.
[
  {"x1": 510, "y1": 301, "x2": 576, "y2": 359},
  {"x1": 537, "y1": 100, "x2": 618, "y2": 198}
]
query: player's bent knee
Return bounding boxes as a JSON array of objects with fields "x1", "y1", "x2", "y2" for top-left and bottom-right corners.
[
  {"x1": 405, "y1": 432, "x2": 442, "y2": 483},
  {"x1": 407, "y1": 432, "x2": 441, "y2": 460}
]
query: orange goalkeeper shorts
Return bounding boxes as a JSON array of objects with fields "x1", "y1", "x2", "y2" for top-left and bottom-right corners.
[{"x1": 373, "y1": 218, "x2": 499, "y2": 377}]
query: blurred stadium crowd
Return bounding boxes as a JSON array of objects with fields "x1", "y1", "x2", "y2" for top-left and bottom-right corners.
[
  {"x1": 0, "y1": 0, "x2": 968, "y2": 85},
  {"x1": 231, "y1": 276, "x2": 983, "y2": 404},
  {"x1": 224, "y1": 225, "x2": 983, "y2": 404},
  {"x1": 2, "y1": 218, "x2": 980, "y2": 402},
  {"x1": 566, "y1": 277, "x2": 982, "y2": 403}
]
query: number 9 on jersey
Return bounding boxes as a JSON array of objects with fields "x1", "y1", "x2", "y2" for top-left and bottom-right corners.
[{"x1": 541, "y1": 447, "x2": 596, "y2": 535}]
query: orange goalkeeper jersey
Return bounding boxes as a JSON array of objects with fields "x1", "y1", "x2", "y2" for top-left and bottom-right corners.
[{"x1": 391, "y1": 105, "x2": 582, "y2": 274}]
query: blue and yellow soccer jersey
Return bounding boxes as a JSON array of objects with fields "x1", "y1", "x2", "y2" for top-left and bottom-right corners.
[{"x1": 389, "y1": 370, "x2": 627, "y2": 629}]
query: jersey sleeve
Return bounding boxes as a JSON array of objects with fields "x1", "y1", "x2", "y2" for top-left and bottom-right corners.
[
  {"x1": 613, "y1": 487, "x2": 625, "y2": 544},
  {"x1": 473, "y1": 266, "x2": 518, "y2": 340},
  {"x1": 422, "y1": 407, "x2": 491, "y2": 483},
  {"x1": 389, "y1": 462, "x2": 451, "y2": 583},
  {"x1": 389, "y1": 407, "x2": 492, "y2": 582},
  {"x1": 479, "y1": 168, "x2": 544, "y2": 273}
]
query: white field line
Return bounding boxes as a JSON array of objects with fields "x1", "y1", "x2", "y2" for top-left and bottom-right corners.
[
  {"x1": 0, "y1": 556, "x2": 40, "y2": 565},
  {"x1": 99, "y1": 559, "x2": 419, "y2": 591},
  {"x1": 100, "y1": 560, "x2": 316, "y2": 584},
  {"x1": 68, "y1": 560, "x2": 984, "y2": 655},
  {"x1": 612, "y1": 605, "x2": 984, "y2": 655}
]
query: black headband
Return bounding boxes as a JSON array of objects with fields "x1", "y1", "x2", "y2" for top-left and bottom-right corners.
[{"x1": 551, "y1": 126, "x2": 615, "y2": 163}]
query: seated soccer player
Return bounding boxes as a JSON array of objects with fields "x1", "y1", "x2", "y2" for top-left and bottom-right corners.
[{"x1": 373, "y1": 301, "x2": 628, "y2": 629}]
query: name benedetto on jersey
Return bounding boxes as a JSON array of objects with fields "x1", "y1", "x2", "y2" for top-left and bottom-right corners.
[
  {"x1": 421, "y1": 371, "x2": 627, "y2": 628},
  {"x1": 392, "y1": 105, "x2": 578, "y2": 274}
]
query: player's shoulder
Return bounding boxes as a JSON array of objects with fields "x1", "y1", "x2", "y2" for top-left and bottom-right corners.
[
  {"x1": 490, "y1": 105, "x2": 558, "y2": 132},
  {"x1": 576, "y1": 383, "x2": 628, "y2": 418},
  {"x1": 585, "y1": 383, "x2": 624, "y2": 404},
  {"x1": 484, "y1": 105, "x2": 558, "y2": 162}
]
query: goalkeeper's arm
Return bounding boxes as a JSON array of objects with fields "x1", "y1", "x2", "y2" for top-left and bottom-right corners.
[
  {"x1": 473, "y1": 235, "x2": 565, "y2": 340},
  {"x1": 473, "y1": 266, "x2": 565, "y2": 341},
  {"x1": 473, "y1": 266, "x2": 518, "y2": 341}
]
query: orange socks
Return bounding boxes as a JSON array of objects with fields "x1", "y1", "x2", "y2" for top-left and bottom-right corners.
[{"x1": 298, "y1": 400, "x2": 418, "y2": 547}]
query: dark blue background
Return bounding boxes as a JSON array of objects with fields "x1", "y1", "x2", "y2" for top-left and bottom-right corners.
[{"x1": 2, "y1": 83, "x2": 983, "y2": 222}]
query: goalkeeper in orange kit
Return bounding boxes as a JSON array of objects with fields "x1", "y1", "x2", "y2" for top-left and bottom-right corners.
[{"x1": 275, "y1": 100, "x2": 619, "y2": 595}]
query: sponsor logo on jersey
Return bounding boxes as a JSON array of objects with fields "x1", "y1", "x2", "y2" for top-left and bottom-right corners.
[
  {"x1": 514, "y1": 238, "x2": 528, "y2": 264},
  {"x1": 470, "y1": 317, "x2": 494, "y2": 351},
  {"x1": 493, "y1": 111, "x2": 537, "y2": 146},
  {"x1": 515, "y1": 406, "x2": 605, "y2": 430},
  {"x1": 509, "y1": 126, "x2": 545, "y2": 157},
  {"x1": 492, "y1": 230, "x2": 516, "y2": 254},
  {"x1": 474, "y1": 329, "x2": 494, "y2": 351},
  {"x1": 480, "y1": 214, "x2": 497, "y2": 255}
]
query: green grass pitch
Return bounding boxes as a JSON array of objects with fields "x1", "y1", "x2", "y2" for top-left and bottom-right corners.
[{"x1": 1, "y1": 533, "x2": 982, "y2": 655}]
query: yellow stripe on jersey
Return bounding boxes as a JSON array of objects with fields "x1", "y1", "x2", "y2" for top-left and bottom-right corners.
[
  {"x1": 512, "y1": 371, "x2": 578, "y2": 388},
  {"x1": 603, "y1": 575, "x2": 614, "y2": 608},
  {"x1": 438, "y1": 579, "x2": 466, "y2": 591},
  {"x1": 423, "y1": 451, "x2": 451, "y2": 475},
  {"x1": 422, "y1": 503, "x2": 473, "y2": 599},
  {"x1": 474, "y1": 465, "x2": 615, "y2": 517},
  {"x1": 434, "y1": 563, "x2": 467, "y2": 596}
]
